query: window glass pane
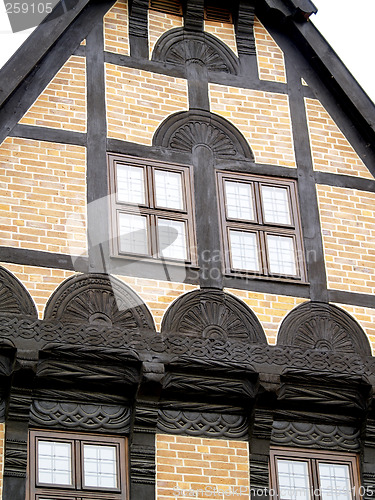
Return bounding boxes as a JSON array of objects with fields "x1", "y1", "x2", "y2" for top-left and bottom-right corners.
[
  {"x1": 38, "y1": 441, "x2": 72, "y2": 485},
  {"x1": 319, "y1": 463, "x2": 352, "y2": 500},
  {"x1": 117, "y1": 164, "x2": 145, "y2": 204},
  {"x1": 277, "y1": 459, "x2": 311, "y2": 500},
  {"x1": 225, "y1": 181, "x2": 254, "y2": 220},
  {"x1": 158, "y1": 219, "x2": 187, "y2": 260},
  {"x1": 262, "y1": 185, "x2": 291, "y2": 224},
  {"x1": 229, "y1": 230, "x2": 259, "y2": 271},
  {"x1": 155, "y1": 169, "x2": 183, "y2": 210},
  {"x1": 267, "y1": 235, "x2": 296, "y2": 275},
  {"x1": 83, "y1": 444, "x2": 118, "y2": 489},
  {"x1": 119, "y1": 213, "x2": 148, "y2": 255}
]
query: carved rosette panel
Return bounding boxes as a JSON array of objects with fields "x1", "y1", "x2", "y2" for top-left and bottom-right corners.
[
  {"x1": 161, "y1": 289, "x2": 266, "y2": 343},
  {"x1": 30, "y1": 400, "x2": 131, "y2": 433},
  {"x1": 44, "y1": 274, "x2": 155, "y2": 331},
  {"x1": 152, "y1": 28, "x2": 239, "y2": 74},
  {"x1": 0, "y1": 266, "x2": 37, "y2": 317},
  {"x1": 158, "y1": 410, "x2": 248, "y2": 439},
  {"x1": 277, "y1": 302, "x2": 371, "y2": 356},
  {"x1": 153, "y1": 110, "x2": 254, "y2": 160},
  {"x1": 271, "y1": 421, "x2": 360, "y2": 451}
]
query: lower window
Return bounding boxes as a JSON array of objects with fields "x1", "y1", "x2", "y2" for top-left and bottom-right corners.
[
  {"x1": 270, "y1": 448, "x2": 361, "y2": 500},
  {"x1": 28, "y1": 430, "x2": 128, "y2": 500}
]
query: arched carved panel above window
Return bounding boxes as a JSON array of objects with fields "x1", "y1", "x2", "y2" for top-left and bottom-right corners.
[
  {"x1": 161, "y1": 289, "x2": 266, "y2": 342},
  {"x1": 277, "y1": 302, "x2": 371, "y2": 356},
  {"x1": 0, "y1": 266, "x2": 37, "y2": 317},
  {"x1": 153, "y1": 110, "x2": 254, "y2": 159},
  {"x1": 44, "y1": 274, "x2": 155, "y2": 331},
  {"x1": 152, "y1": 28, "x2": 239, "y2": 74}
]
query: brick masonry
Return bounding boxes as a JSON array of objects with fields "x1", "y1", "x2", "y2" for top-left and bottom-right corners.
[
  {"x1": 254, "y1": 17, "x2": 286, "y2": 83},
  {"x1": 103, "y1": 0, "x2": 129, "y2": 56},
  {"x1": 18, "y1": 56, "x2": 86, "y2": 132},
  {"x1": 225, "y1": 288, "x2": 307, "y2": 345},
  {"x1": 317, "y1": 184, "x2": 375, "y2": 295},
  {"x1": 115, "y1": 275, "x2": 198, "y2": 330},
  {"x1": 334, "y1": 303, "x2": 375, "y2": 355},
  {"x1": 209, "y1": 84, "x2": 296, "y2": 167},
  {"x1": 0, "y1": 263, "x2": 77, "y2": 319},
  {"x1": 204, "y1": 20, "x2": 238, "y2": 55},
  {"x1": 0, "y1": 137, "x2": 87, "y2": 255},
  {"x1": 156, "y1": 434, "x2": 250, "y2": 500},
  {"x1": 105, "y1": 64, "x2": 188, "y2": 145},
  {"x1": 305, "y1": 98, "x2": 374, "y2": 178},
  {"x1": 148, "y1": 9, "x2": 183, "y2": 58}
]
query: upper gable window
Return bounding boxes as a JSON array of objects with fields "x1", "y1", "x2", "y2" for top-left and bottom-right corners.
[
  {"x1": 217, "y1": 172, "x2": 306, "y2": 280},
  {"x1": 108, "y1": 154, "x2": 196, "y2": 264},
  {"x1": 270, "y1": 448, "x2": 361, "y2": 499},
  {"x1": 149, "y1": 0, "x2": 183, "y2": 15}
]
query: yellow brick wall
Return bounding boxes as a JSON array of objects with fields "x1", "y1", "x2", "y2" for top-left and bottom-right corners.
[
  {"x1": 225, "y1": 288, "x2": 307, "y2": 345},
  {"x1": 0, "y1": 263, "x2": 77, "y2": 319},
  {"x1": 148, "y1": 9, "x2": 183, "y2": 58},
  {"x1": 19, "y1": 56, "x2": 86, "y2": 132},
  {"x1": 0, "y1": 137, "x2": 87, "y2": 255},
  {"x1": 333, "y1": 303, "x2": 375, "y2": 355},
  {"x1": 105, "y1": 64, "x2": 188, "y2": 145},
  {"x1": 305, "y1": 98, "x2": 373, "y2": 178},
  {"x1": 254, "y1": 17, "x2": 286, "y2": 83},
  {"x1": 0, "y1": 423, "x2": 3, "y2": 499},
  {"x1": 104, "y1": 0, "x2": 129, "y2": 56},
  {"x1": 317, "y1": 184, "x2": 375, "y2": 295},
  {"x1": 204, "y1": 20, "x2": 238, "y2": 56},
  {"x1": 115, "y1": 276, "x2": 198, "y2": 330},
  {"x1": 156, "y1": 434, "x2": 250, "y2": 499},
  {"x1": 209, "y1": 84, "x2": 296, "y2": 167}
]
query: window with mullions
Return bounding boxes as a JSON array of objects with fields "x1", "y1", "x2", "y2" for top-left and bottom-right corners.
[
  {"x1": 108, "y1": 154, "x2": 196, "y2": 264},
  {"x1": 270, "y1": 448, "x2": 361, "y2": 500},
  {"x1": 28, "y1": 430, "x2": 128, "y2": 500},
  {"x1": 217, "y1": 172, "x2": 305, "y2": 280}
]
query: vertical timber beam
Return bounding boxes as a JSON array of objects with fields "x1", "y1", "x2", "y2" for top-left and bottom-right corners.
[
  {"x1": 129, "y1": 0, "x2": 149, "y2": 58},
  {"x1": 130, "y1": 362, "x2": 164, "y2": 500},
  {"x1": 192, "y1": 146, "x2": 223, "y2": 289},
  {"x1": 184, "y1": 0, "x2": 204, "y2": 32},
  {"x1": 249, "y1": 408, "x2": 274, "y2": 500},
  {"x1": 86, "y1": 18, "x2": 110, "y2": 274},
  {"x1": 285, "y1": 57, "x2": 328, "y2": 302},
  {"x1": 3, "y1": 354, "x2": 36, "y2": 500},
  {"x1": 236, "y1": 0, "x2": 258, "y2": 79}
]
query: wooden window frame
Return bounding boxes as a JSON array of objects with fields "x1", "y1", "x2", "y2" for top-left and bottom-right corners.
[
  {"x1": 269, "y1": 447, "x2": 362, "y2": 500},
  {"x1": 28, "y1": 430, "x2": 128, "y2": 500},
  {"x1": 108, "y1": 153, "x2": 196, "y2": 265},
  {"x1": 217, "y1": 171, "x2": 306, "y2": 281}
]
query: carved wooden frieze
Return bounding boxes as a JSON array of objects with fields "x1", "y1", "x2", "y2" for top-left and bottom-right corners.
[
  {"x1": 162, "y1": 372, "x2": 256, "y2": 400},
  {"x1": 4, "y1": 439, "x2": 27, "y2": 478},
  {"x1": 153, "y1": 110, "x2": 254, "y2": 159},
  {"x1": 30, "y1": 400, "x2": 131, "y2": 433},
  {"x1": 271, "y1": 421, "x2": 360, "y2": 451},
  {"x1": 152, "y1": 28, "x2": 239, "y2": 74},
  {"x1": 277, "y1": 302, "x2": 372, "y2": 356},
  {"x1": 161, "y1": 289, "x2": 265, "y2": 342},
  {"x1": 157, "y1": 410, "x2": 248, "y2": 439},
  {"x1": 0, "y1": 266, "x2": 37, "y2": 317},
  {"x1": 43, "y1": 273, "x2": 155, "y2": 331}
]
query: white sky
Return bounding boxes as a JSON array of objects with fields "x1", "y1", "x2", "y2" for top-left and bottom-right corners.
[{"x1": 0, "y1": 0, "x2": 374, "y2": 103}]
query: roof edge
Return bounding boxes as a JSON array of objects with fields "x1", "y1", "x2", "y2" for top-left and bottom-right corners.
[{"x1": 0, "y1": 0, "x2": 90, "y2": 108}]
